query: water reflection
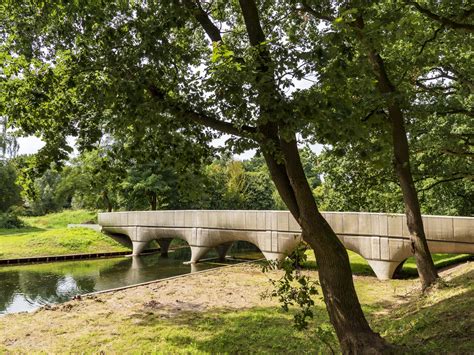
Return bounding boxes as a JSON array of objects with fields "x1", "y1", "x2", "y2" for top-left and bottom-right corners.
[{"x1": 0, "y1": 244, "x2": 262, "y2": 315}]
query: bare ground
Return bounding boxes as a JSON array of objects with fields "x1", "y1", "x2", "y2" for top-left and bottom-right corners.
[{"x1": 0, "y1": 261, "x2": 472, "y2": 353}]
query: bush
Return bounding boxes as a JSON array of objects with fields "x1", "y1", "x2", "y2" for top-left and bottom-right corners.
[{"x1": 0, "y1": 212, "x2": 25, "y2": 229}]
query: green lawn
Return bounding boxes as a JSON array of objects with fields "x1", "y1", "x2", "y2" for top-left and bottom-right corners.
[
  {"x1": 0, "y1": 210, "x2": 129, "y2": 259},
  {"x1": 0, "y1": 228, "x2": 129, "y2": 259},
  {"x1": 302, "y1": 249, "x2": 472, "y2": 277},
  {"x1": 21, "y1": 209, "x2": 98, "y2": 229}
]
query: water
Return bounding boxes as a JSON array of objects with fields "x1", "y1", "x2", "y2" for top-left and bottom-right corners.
[{"x1": 0, "y1": 246, "x2": 262, "y2": 315}]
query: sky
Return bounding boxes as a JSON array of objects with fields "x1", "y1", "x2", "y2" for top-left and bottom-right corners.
[{"x1": 17, "y1": 134, "x2": 323, "y2": 161}]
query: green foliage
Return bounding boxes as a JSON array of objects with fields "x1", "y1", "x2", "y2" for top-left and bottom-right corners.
[
  {"x1": 0, "y1": 212, "x2": 24, "y2": 229},
  {"x1": 262, "y1": 244, "x2": 320, "y2": 331},
  {"x1": 0, "y1": 160, "x2": 22, "y2": 212}
]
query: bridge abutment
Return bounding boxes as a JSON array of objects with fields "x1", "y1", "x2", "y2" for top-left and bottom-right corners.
[
  {"x1": 157, "y1": 238, "x2": 173, "y2": 257},
  {"x1": 186, "y1": 246, "x2": 212, "y2": 264},
  {"x1": 262, "y1": 251, "x2": 287, "y2": 264}
]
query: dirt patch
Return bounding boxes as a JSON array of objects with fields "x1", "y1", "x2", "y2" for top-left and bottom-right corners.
[{"x1": 1, "y1": 261, "x2": 471, "y2": 353}]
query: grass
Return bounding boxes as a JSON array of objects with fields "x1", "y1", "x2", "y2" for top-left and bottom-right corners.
[
  {"x1": 376, "y1": 265, "x2": 474, "y2": 353},
  {"x1": 21, "y1": 209, "x2": 97, "y2": 229},
  {"x1": 302, "y1": 249, "x2": 472, "y2": 278},
  {"x1": 0, "y1": 228, "x2": 129, "y2": 259},
  {"x1": 0, "y1": 210, "x2": 129, "y2": 259},
  {"x1": 0, "y1": 261, "x2": 472, "y2": 353}
]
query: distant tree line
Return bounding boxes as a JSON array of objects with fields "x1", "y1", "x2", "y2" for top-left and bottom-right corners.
[{"x1": 2, "y1": 143, "x2": 471, "y2": 218}]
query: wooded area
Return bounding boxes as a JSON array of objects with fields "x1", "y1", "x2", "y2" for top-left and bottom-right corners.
[{"x1": 1, "y1": 1, "x2": 472, "y2": 352}]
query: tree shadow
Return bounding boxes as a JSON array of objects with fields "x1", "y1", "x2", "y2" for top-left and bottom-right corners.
[
  {"x1": 0, "y1": 227, "x2": 45, "y2": 236},
  {"x1": 128, "y1": 305, "x2": 339, "y2": 353},
  {"x1": 380, "y1": 285, "x2": 474, "y2": 353}
]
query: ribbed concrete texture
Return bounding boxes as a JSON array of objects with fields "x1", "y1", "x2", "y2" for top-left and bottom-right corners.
[{"x1": 99, "y1": 211, "x2": 474, "y2": 280}]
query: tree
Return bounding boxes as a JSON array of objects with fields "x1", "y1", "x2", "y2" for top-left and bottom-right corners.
[
  {"x1": 1, "y1": 1, "x2": 401, "y2": 351},
  {"x1": 298, "y1": 0, "x2": 473, "y2": 289},
  {"x1": 0, "y1": 117, "x2": 18, "y2": 160},
  {"x1": 0, "y1": 160, "x2": 21, "y2": 212}
]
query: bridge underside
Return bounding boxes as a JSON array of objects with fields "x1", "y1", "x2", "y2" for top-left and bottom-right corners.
[{"x1": 99, "y1": 211, "x2": 474, "y2": 280}]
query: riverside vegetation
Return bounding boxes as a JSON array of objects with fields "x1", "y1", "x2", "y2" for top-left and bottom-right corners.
[{"x1": 1, "y1": 1, "x2": 473, "y2": 352}]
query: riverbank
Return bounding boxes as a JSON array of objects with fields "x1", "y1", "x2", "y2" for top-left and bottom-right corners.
[
  {"x1": 0, "y1": 228, "x2": 129, "y2": 260},
  {"x1": 0, "y1": 210, "x2": 130, "y2": 260},
  {"x1": 1, "y1": 260, "x2": 472, "y2": 353}
]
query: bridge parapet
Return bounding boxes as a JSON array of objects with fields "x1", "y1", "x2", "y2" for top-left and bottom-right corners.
[{"x1": 99, "y1": 211, "x2": 473, "y2": 280}]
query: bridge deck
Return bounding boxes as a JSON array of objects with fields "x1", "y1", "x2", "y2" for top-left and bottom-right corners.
[{"x1": 99, "y1": 211, "x2": 474, "y2": 280}]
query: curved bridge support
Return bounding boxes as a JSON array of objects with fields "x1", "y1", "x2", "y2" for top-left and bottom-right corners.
[
  {"x1": 99, "y1": 210, "x2": 474, "y2": 280},
  {"x1": 262, "y1": 252, "x2": 287, "y2": 264},
  {"x1": 132, "y1": 241, "x2": 149, "y2": 256},
  {"x1": 367, "y1": 259, "x2": 406, "y2": 280},
  {"x1": 157, "y1": 238, "x2": 173, "y2": 257},
  {"x1": 216, "y1": 242, "x2": 233, "y2": 261},
  {"x1": 186, "y1": 246, "x2": 212, "y2": 264}
]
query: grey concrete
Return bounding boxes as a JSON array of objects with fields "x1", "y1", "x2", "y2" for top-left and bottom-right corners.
[
  {"x1": 67, "y1": 224, "x2": 102, "y2": 232},
  {"x1": 99, "y1": 211, "x2": 474, "y2": 280}
]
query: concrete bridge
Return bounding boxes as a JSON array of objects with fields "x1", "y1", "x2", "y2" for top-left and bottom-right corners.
[{"x1": 98, "y1": 210, "x2": 474, "y2": 280}]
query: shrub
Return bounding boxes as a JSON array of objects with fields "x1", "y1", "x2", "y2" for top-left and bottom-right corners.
[{"x1": 0, "y1": 212, "x2": 25, "y2": 229}]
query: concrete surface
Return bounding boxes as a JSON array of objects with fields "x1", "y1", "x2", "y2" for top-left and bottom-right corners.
[{"x1": 98, "y1": 211, "x2": 474, "y2": 280}]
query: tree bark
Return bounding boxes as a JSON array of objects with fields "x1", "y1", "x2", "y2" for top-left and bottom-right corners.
[
  {"x1": 181, "y1": 2, "x2": 393, "y2": 351},
  {"x1": 148, "y1": 192, "x2": 157, "y2": 211},
  {"x1": 274, "y1": 138, "x2": 391, "y2": 353},
  {"x1": 389, "y1": 104, "x2": 439, "y2": 289},
  {"x1": 102, "y1": 191, "x2": 112, "y2": 212},
  {"x1": 354, "y1": 15, "x2": 439, "y2": 290}
]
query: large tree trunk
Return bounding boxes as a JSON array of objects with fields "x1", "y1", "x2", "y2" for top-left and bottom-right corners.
[
  {"x1": 390, "y1": 105, "x2": 439, "y2": 289},
  {"x1": 264, "y1": 138, "x2": 392, "y2": 353},
  {"x1": 353, "y1": 15, "x2": 439, "y2": 290},
  {"x1": 305, "y1": 212, "x2": 389, "y2": 352}
]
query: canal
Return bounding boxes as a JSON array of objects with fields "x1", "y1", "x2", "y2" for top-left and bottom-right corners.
[{"x1": 0, "y1": 245, "x2": 262, "y2": 315}]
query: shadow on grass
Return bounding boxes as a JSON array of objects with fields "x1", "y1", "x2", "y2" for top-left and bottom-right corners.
[
  {"x1": 0, "y1": 227, "x2": 45, "y2": 236},
  {"x1": 378, "y1": 271, "x2": 474, "y2": 354},
  {"x1": 302, "y1": 251, "x2": 473, "y2": 280},
  {"x1": 129, "y1": 306, "x2": 339, "y2": 354}
]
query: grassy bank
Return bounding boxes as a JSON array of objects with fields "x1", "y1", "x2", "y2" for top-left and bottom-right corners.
[
  {"x1": 0, "y1": 261, "x2": 472, "y2": 353},
  {"x1": 22, "y1": 210, "x2": 97, "y2": 229},
  {"x1": 0, "y1": 228, "x2": 129, "y2": 259},
  {"x1": 0, "y1": 210, "x2": 129, "y2": 260}
]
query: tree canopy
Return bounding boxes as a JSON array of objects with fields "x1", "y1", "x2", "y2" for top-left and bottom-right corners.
[{"x1": 1, "y1": 1, "x2": 472, "y2": 352}]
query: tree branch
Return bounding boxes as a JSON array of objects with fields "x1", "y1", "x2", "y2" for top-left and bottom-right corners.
[
  {"x1": 238, "y1": 0, "x2": 267, "y2": 46},
  {"x1": 299, "y1": 1, "x2": 335, "y2": 22},
  {"x1": 147, "y1": 84, "x2": 257, "y2": 138},
  {"x1": 182, "y1": 0, "x2": 222, "y2": 42},
  {"x1": 418, "y1": 175, "x2": 470, "y2": 192},
  {"x1": 417, "y1": 26, "x2": 443, "y2": 55},
  {"x1": 406, "y1": 1, "x2": 474, "y2": 32}
]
